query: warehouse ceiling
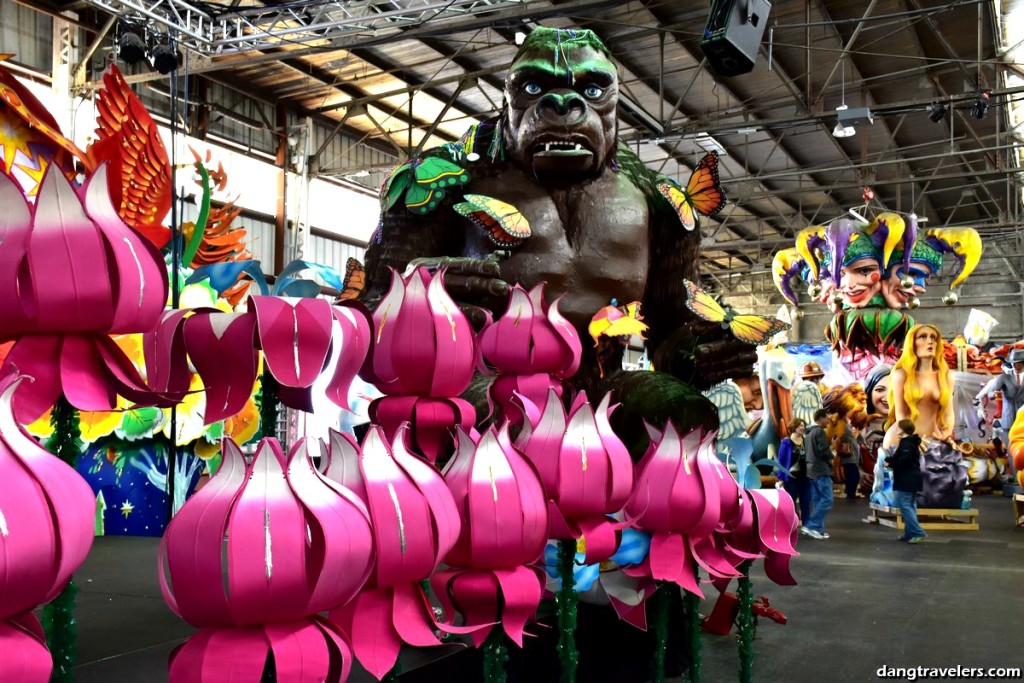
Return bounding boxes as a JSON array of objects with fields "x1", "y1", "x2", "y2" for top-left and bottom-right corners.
[{"x1": 16, "y1": 0, "x2": 1024, "y2": 291}]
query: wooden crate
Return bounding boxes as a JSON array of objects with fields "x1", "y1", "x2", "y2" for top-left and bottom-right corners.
[
  {"x1": 1014, "y1": 494, "x2": 1024, "y2": 528},
  {"x1": 867, "y1": 504, "x2": 979, "y2": 531}
]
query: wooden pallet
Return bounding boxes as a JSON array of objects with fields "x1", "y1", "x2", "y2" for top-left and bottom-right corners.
[
  {"x1": 867, "y1": 504, "x2": 979, "y2": 531},
  {"x1": 1014, "y1": 494, "x2": 1024, "y2": 528}
]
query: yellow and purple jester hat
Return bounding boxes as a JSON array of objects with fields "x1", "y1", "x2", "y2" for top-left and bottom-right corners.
[{"x1": 773, "y1": 213, "x2": 982, "y2": 312}]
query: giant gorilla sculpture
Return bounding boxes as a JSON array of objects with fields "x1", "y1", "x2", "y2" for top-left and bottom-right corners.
[{"x1": 363, "y1": 27, "x2": 754, "y2": 442}]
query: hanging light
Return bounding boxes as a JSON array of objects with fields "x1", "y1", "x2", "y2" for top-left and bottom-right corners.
[
  {"x1": 928, "y1": 102, "x2": 948, "y2": 123},
  {"x1": 832, "y1": 59, "x2": 855, "y2": 138},
  {"x1": 832, "y1": 119, "x2": 856, "y2": 138},
  {"x1": 150, "y1": 37, "x2": 181, "y2": 74},
  {"x1": 116, "y1": 24, "x2": 147, "y2": 65}
]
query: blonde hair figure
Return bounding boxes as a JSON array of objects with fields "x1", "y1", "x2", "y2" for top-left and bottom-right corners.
[
  {"x1": 887, "y1": 323, "x2": 953, "y2": 440},
  {"x1": 881, "y1": 323, "x2": 968, "y2": 509}
]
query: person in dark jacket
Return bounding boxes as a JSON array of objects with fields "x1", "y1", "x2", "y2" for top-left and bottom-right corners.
[
  {"x1": 802, "y1": 409, "x2": 834, "y2": 540},
  {"x1": 888, "y1": 418, "x2": 926, "y2": 543}
]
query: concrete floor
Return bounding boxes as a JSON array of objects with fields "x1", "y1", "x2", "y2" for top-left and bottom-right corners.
[{"x1": 64, "y1": 493, "x2": 1024, "y2": 682}]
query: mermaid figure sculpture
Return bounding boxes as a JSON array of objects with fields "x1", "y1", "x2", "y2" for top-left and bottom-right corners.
[{"x1": 880, "y1": 324, "x2": 969, "y2": 508}]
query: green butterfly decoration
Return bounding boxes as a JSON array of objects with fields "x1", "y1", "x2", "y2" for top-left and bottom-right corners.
[{"x1": 382, "y1": 155, "x2": 470, "y2": 216}]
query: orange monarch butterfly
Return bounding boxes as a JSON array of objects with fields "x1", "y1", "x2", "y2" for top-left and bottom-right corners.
[
  {"x1": 682, "y1": 279, "x2": 789, "y2": 346},
  {"x1": 657, "y1": 151, "x2": 727, "y2": 231},
  {"x1": 338, "y1": 257, "x2": 366, "y2": 301},
  {"x1": 453, "y1": 194, "x2": 531, "y2": 247}
]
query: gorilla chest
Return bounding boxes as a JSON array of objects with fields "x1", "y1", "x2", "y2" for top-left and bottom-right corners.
[{"x1": 466, "y1": 170, "x2": 650, "y2": 326}]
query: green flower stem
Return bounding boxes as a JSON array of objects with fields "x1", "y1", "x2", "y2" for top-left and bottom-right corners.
[
  {"x1": 44, "y1": 396, "x2": 82, "y2": 681},
  {"x1": 555, "y1": 539, "x2": 579, "y2": 683},
  {"x1": 259, "y1": 372, "x2": 280, "y2": 440},
  {"x1": 652, "y1": 583, "x2": 670, "y2": 683},
  {"x1": 47, "y1": 396, "x2": 81, "y2": 467},
  {"x1": 683, "y1": 586, "x2": 702, "y2": 683},
  {"x1": 42, "y1": 580, "x2": 78, "y2": 682},
  {"x1": 736, "y1": 560, "x2": 754, "y2": 683},
  {"x1": 482, "y1": 628, "x2": 509, "y2": 683}
]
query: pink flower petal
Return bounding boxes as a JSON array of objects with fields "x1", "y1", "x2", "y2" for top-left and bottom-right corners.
[
  {"x1": 160, "y1": 439, "x2": 248, "y2": 625},
  {"x1": 286, "y1": 438, "x2": 373, "y2": 613},
  {"x1": 226, "y1": 439, "x2": 309, "y2": 625},
  {"x1": 1, "y1": 336, "x2": 63, "y2": 424},
  {"x1": 82, "y1": 164, "x2": 167, "y2": 333},
  {"x1": 27, "y1": 167, "x2": 113, "y2": 332},
  {"x1": 325, "y1": 303, "x2": 372, "y2": 411},
  {"x1": 426, "y1": 270, "x2": 475, "y2": 395},
  {"x1": 0, "y1": 375, "x2": 95, "y2": 608},
  {"x1": 0, "y1": 171, "x2": 33, "y2": 336},
  {"x1": 183, "y1": 312, "x2": 259, "y2": 424},
  {"x1": 250, "y1": 296, "x2": 333, "y2": 388}
]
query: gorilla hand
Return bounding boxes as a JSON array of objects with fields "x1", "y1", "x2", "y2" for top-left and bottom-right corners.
[
  {"x1": 403, "y1": 253, "x2": 510, "y2": 330},
  {"x1": 652, "y1": 318, "x2": 760, "y2": 390}
]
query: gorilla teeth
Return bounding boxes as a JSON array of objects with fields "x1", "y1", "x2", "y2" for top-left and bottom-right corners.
[{"x1": 541, "y1": 141, "x2": 584, "y2": 152}]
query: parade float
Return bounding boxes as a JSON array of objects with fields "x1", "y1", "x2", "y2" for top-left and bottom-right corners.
[
  {"x1": 0, "y1": 27, "x2": 807, "y2": 683},
  {"x1": 773, "y1": 213, "x2": 981, "y2": 381}
]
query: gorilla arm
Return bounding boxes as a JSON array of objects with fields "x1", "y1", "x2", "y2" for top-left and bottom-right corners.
[
  {"x1": 642, "y1": 208, "x2": 758, "y2": 390},
  {"x1": 362, "y1": 205, "x2": 510, "y2": 328}
]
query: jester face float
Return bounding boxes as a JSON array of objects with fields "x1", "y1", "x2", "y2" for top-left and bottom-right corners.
[
  {"x1": 773, "y1": 214, "x2": 981, "y2": 380},
  {"x1": 503, "y1": 30, "x2": 618, "y2": 181}
]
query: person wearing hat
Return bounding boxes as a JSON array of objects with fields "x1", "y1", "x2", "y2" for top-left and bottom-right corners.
[
  {"x1": 800, "y1": 361, "x2": 825, "y2": 382},
  {"x1": 974, "y1": 347, "x2": 1024, "y2": 443}
]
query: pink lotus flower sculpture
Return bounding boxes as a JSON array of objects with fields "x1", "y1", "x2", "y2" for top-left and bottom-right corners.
[
  {"x1": 361, "y1": 267, "x2": 476, "y2": 463},
  {"x1": 718, "y1": 487, "x2": 800, "y2": 588},
  {"x1": 623, "y1": 423, "x2": 746, "y2": 597},
  {"x1": 160, "y1": 436, "x2": 373, "y2": 682},
  {"x1": 0, "y1": 374, "x2": 95, "y2": 681},
  {"x1": 477, "y1": 283, "x2": 581, "y2": 426},
  {"x1": 328, "y1": 425, "x2": 475, "y2": 680},
  {"x1": 0, "y1": 165, "x2": 168, "y2": 423},
  {"x1": 433, "y1": 425, "x2": 548, "y2": 646},
  {"x1": 144, "y1": 300, "x2": 371, "y2": 422},
  {"x1": 517, "y1": 388, "x2": 634, "y2": 563}
]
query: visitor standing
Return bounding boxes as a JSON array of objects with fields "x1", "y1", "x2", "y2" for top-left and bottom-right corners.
[
  {"x1": 888, "y1": 418, "x2": 926, "y2": 543},
  {"x1": 802, "y1": 409, "x2": 835, "y2": 539},
  {"x1": 779, "y1": 419, "x2": 811, "y2": 522}
]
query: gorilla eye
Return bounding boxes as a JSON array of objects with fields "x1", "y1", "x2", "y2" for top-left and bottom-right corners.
[
  {"x1": 523, "y1": 82, "x2": 542, "y2": 96},
  {"x1": 583, "y1": 84, "x2": 604, "y2": 99}
]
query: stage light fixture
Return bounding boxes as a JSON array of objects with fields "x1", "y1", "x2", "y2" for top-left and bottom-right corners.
[
  {"x1": 117, "y1": 25, "x2": 147, "y2": 65},
  {"x1": 150, "y1": 40, "x2": 181, "y2": 74},
  {"x1": 971, "y1": 91, "x2": 990, "y2": 120},
  {"x1": 927, "y1": 102, "x2": 948, "y2": 123}
]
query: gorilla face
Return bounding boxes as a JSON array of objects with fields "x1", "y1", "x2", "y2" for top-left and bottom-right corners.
[{"x1": 503, "y1": 42, "x2": 618, "y2": 182}]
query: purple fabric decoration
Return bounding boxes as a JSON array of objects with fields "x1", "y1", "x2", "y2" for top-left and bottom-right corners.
[{"x1": 825, "y1": 218, "x2": 857, "y2": 288}]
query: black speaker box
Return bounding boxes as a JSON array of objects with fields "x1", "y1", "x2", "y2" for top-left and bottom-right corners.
[{"x1": 700, "y1": 0, "x2": 772, "y2": 77}]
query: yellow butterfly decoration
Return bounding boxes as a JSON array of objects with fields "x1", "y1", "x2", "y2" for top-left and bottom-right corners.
[
  {"x1": 682, "y1": 279, "x2": 789, "y2": 346},
  {"x1": 588, "y1": 301, "x2": 648, "y2": 345}
]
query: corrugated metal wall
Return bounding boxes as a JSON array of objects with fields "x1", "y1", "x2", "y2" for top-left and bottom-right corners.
[
  {"x1": 307, "y1": 233, "x2": 365, "y2": 272},
  {"x1": 178, "y1": 201, "x2": 276, "y2": 274},
  {"x1": 1, "y1": 0, "x2": 53, "y2": 72}
]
